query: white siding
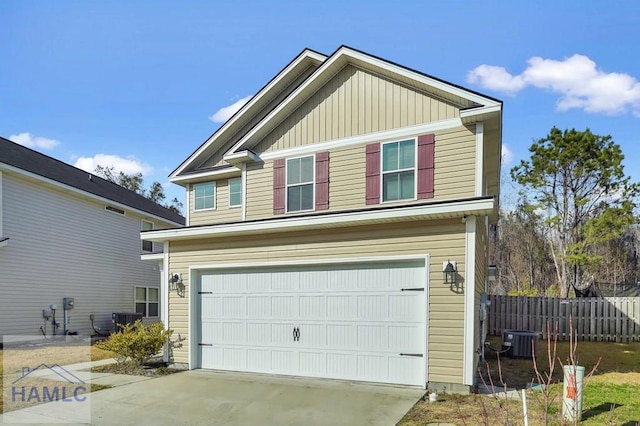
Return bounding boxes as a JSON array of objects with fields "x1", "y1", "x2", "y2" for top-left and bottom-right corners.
[{"x1": 0, "y1": 173, "x2": 167, "y2": 337}]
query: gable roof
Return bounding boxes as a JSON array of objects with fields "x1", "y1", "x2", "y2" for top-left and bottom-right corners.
[
  {"x1": 0, "y1": 136, "x2": 185, "y2": 225},
  {"x1": 171, "y1": 45, "x2": 502, "y2": 179}
]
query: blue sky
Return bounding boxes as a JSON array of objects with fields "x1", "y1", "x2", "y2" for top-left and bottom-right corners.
[{"x1": 2, "y1": 1, "x2": 639, "y2": 209}]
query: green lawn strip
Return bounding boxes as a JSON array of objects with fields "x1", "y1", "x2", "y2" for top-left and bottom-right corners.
[{"x1": 579, "y1": 382, "x2": 640, "y2": 425}]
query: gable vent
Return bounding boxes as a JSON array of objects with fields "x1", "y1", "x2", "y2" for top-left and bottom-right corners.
[{"x1": 105, "y1": 205, "x2": 125, "y2": 215}]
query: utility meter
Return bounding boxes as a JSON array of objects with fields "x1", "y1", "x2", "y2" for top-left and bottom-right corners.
[{"x1": 63, "y1": 297, "x2": 75, "y2": 310}]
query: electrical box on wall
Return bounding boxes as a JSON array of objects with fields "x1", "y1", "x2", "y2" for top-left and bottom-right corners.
[{"x1": 63, "y1": 297, "x2": 74, "y2": 310}]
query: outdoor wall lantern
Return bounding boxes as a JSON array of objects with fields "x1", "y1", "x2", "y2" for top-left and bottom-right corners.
[
  {"x1": 168, "y1": 273, "x2": 183, "y2": 292},
  {"x1": 443, "y1": 260, "x2": 457, "y2": 285}
]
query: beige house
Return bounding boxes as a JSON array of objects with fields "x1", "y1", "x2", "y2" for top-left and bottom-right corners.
[{"x1": 142, "y1": 46, "x2": 502, "y2": 392}]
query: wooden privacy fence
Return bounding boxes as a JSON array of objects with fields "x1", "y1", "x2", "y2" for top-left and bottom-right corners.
[{"x1": 488, "y1": 295, "x2": 640, "y2": 342}]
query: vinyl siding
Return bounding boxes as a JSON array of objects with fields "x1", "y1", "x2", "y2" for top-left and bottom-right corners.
[
  {"x1": 167, "y1": 219, "x2": 467, "y2": 385},
  {"x1": 188, "y1": 179, "x2": 242, "y2": 226},
  {"x1": 0, "y1": 172, "x2": 172, "y2": 337},
  {"x1": 244, "y1": 125, "x2": 476, "y2": 221},
  {"x1": 253, "y1": 65, "x2": 460, "y2": 154}
]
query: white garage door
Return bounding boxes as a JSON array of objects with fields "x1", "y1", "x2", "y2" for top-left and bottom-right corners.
[{"x1": 196, "y1": 260, "x2": 427, "y2": 386}]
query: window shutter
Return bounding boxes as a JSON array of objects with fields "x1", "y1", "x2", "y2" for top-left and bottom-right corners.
[
  {"x1": 365, "y1": 143, "x2": 381, "y2": 205},
  {"x1": 315, "y1": 152, "x2": 330, "y2": 210},
  {"x1": 273, "y1": 158, "x2": 286, "y2": 214},
  {"x1": 417, "y1": 134, "x2": 435, "y2": 199}
]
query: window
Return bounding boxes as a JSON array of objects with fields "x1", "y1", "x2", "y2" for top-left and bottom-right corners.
[
  {"x1": 194, "y1": 182, "x2": 215, "y2": 210},
  {"x1": 382, "y1": 139, "x2": 415, "y2": 201},
  {"x1": 286, "y1": 156, "x2": 314, "y2": 212},
  {"x1": 135, "y1": 286, "x2": 159, "y2": 318},
  {"x1": 141, "y1": 220, "x2": 153, "y2": 252},
  {"x1": 228, "y1": 178, "x2": 242, "y2": 208}
]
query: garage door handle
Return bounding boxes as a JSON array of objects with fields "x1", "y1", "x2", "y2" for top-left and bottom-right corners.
[
  {"x1": 399, "y1": 353, "x2": 423, "y2": 357},
  {"x1": 293, "y1": 327, "x2": 300, "y2": 342}
]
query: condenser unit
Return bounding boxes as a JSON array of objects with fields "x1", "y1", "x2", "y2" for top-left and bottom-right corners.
[
  {"x1": 502, "y1": 330, "x2": 539, "y2": 359},
  {"x1": 111, "y1": 312, "x2": 143, "y2": 332}
]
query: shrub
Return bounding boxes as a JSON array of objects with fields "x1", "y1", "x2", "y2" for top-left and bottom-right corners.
[{"x1": 96, "y1": 320, "x2": 173, "y2": 366}]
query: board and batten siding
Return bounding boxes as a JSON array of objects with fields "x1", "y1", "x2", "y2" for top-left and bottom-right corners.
[
  {"x1": 188, "y1": 179, "x2": 242, "y2": 226},
  {"x1": 167, "y1": 219, "x2": 468, "y2": 385},
  {"x1": 253, "y1": 65, "x2": 460, "y2": 154},
  {"x1": 243, "y1": 125, "x2": 476, "y2": 221},
  {"x1": 0, "y1": 173, "x2": 166, "y2": 337}
]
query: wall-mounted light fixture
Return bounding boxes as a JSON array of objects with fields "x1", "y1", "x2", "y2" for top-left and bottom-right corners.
[
  {"x1": 168, "y1": 273, "x2": 183, "y2": 292},
  {"x1": 443, "y1": 260, "x2": 457, "y2": 285}
]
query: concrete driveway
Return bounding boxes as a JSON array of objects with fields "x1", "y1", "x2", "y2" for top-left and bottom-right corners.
[{"x1": 3, "y1": 370, "x2": 425, "y2": 425}]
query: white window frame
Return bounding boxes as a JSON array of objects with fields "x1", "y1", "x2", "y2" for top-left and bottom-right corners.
[
  {"x1": 228, "y1": 177, "x2": 242, "y2": 208},
  {"x1": 193, "y1": 182, "x2": 216, "y2": 211},
  {"x1": 141, "y1": 220, "x2": 154, "y2": 252},
  {"x1": 285, "y1": 154, "x2": 315, "y2": 213},
  {"x1": 134, "y1": 286, "x2": 159, "y2": 318},
  {"x1": 381, "y1": 138, "x2": 418, "y2": 203}
]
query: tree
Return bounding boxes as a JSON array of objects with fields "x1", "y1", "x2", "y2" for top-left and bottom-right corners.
[
  {"x1": 95, "y1": 165, "x2": 183, "y2": 214},
  {"x1": 511, "y1": 127, "x2": 639, "y2": 297}
]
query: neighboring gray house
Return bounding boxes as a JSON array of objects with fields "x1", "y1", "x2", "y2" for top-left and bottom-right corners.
[{"x1": 0, "y1": 136, "x2": 184, "y2": 339}]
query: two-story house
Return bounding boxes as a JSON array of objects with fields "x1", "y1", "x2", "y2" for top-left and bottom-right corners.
[
  {"x1": 142, "y1": 46, "x2": 502, "y2": 392},
  {"x1": 0, "y1": 137, "x2": 184, "y2": 339}
]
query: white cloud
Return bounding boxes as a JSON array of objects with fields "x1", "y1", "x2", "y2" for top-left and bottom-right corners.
[
  {"x1": 502, "y1": 144, "x2": 514, "y2": 165},
  {"x1": 467, "y1": 54, "x2": 640, "y2": 115},
  {"x1": 74, "y1": 154, "x2": 153, "y2": 176},
  {"x1": 9, "y1": 132, "x2": 60, "y2": 150},
  {"x1": 209, "y1": 96, "x2": 252, "y2": 123}
]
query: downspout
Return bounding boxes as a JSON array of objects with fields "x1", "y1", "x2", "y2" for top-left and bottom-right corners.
[{"x1": 162, "y1": 241, "x2": 170, "y2": 363}]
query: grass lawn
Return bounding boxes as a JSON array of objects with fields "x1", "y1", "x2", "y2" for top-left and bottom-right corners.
[
  {"x1": 0, "y1": 344, "x2": 114, "y2": 413},
  {"x1": 399, "y1": 337, "x2": 640, "y2": 425}
]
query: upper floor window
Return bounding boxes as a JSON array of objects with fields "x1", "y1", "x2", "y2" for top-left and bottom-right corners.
[
  {"x1": 228, "y1": 178, "x2": 242, "y2": 208},
  {"x1": 141, "y1": 220, "x2": 153, "y2": 252},
  {"x1": 287, "y1": 156, "x2": 314, "y2": 212},
  {"x1": 382, "y1": 139, "x2": 415, "y2": 202},
  {"x1": 194, "y1": 182, "x2": 215, "y2": 211}
]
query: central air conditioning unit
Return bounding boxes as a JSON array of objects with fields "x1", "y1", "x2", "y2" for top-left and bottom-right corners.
[
  {"x1": 112, "y1": 312, "x2": 143, "y2": 332},
  {"x1": 502, "y1": 330, "x2": 539, "y2": 359}
]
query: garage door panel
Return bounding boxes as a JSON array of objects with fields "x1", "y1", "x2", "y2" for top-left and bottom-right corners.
[{"x1": 198, "y1": 261, "x2": 426, "y2": 387}]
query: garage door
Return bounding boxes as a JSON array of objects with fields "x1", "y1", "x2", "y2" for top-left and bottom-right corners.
[{"x1": 197, "y1": 260, "x2": 427, "y2": 386}]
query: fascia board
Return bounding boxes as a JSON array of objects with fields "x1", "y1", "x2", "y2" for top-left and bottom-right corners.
[
  {"x1": 227, "y1": 46, "x2": 502, "y2": 156},
  {"x1": 0, "y1": 163, "x2": 183, "y2": 227},
  {"x1": 170, "y1": 166, "x2": 242, "y2": 185},
  {"x1": 171, "y1": 49, "x2": 327, "y2": 178},
  {"x1": 142, "y1": 197, "x2": 495, "y2": 242}
]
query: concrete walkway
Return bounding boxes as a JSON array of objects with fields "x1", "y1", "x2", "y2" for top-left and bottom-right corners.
[{"x1": 2, "y1": 363, "x2": 425, "y2": 425}]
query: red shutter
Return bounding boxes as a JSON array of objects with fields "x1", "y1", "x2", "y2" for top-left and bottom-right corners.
[
  {"x1": 315, "y1": 152, "x2": 330, "y2": 210},
  {"x1": 365, "y1": 143, "x2": 381, "y2": 205},
  {"x1": 417, "y1": 134, "x2": 435, "y2": 199},
  {"x1": 273, "y1": 158, "x2": 286, "y2": 214}
]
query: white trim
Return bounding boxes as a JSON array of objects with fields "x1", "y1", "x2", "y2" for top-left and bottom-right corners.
[
  {"x1": 172, "y1": 49, "x2": 327, "y2": 177},
  {"x1": 142, "y1": 197, "x2": 495, "y2": 242},
  {"x1": 228, "y1": 47, "x2": 499, "y2": 156},
  {"x1": 185, "y1": 183, "x2": 190, "y2": 226},
  {"x1": 475, "y1": 122, "x2": 484, "y2": 197},
  {"x1": 188, "y1": 253, "x2": 429, "y2": 388},
  {"x1": 223, "y1": 150, "x2": 260, "y2": 164},
  {"x1": 193, "y1": 181, "x2": 216, "y2": 211},
  {"x1": 0, "y1": 164, "x2": 183, "y2": 226},
  {"x1": 189, "y1": 253, "x2": 429, "y2": 271},
  {"x1": 460, "y1": 104, "x2": 502, "y2": 119},
  {"x1": 463, "y1": 215, "x2": 477, "y2": 386},
  {"x1": 170, "y1": 166, "x2": 241, "y2": 185},
  {"x1": 140, "y1": 252, "x2": 163, "y2": 261},
  {"x1": 285, "y1": 154, "x2": 315, "y2": 213},
  {"x1": 260, "y1": 118, "x2": 462, "y2": 161},
  {"x1": 241, "y1": 164, "x2": 247, "y2": 221},
  {"x1": 162, "y1": 242, "x2": 169, "y2": 362}
]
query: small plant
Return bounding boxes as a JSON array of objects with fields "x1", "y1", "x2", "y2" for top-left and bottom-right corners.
[{"x1": 96, "y1": 320, "x2": 173, "y2": 366}]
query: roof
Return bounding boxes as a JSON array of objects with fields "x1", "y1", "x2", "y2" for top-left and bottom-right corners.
[
  {"x1": 0, "y1": 136, "x2": 185, "y2": 225},
  {"x1": 171, "y1": 45, "x2": 502, "y2": 179}
]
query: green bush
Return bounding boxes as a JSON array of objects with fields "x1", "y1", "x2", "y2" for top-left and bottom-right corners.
[{"x1": 96, "y1": 320, "x2": 173, "y2": 366}]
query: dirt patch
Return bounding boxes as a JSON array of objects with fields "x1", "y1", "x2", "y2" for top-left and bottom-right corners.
[{"x1": 92, "y1": 359, "x2": 183, "y2": 377}]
